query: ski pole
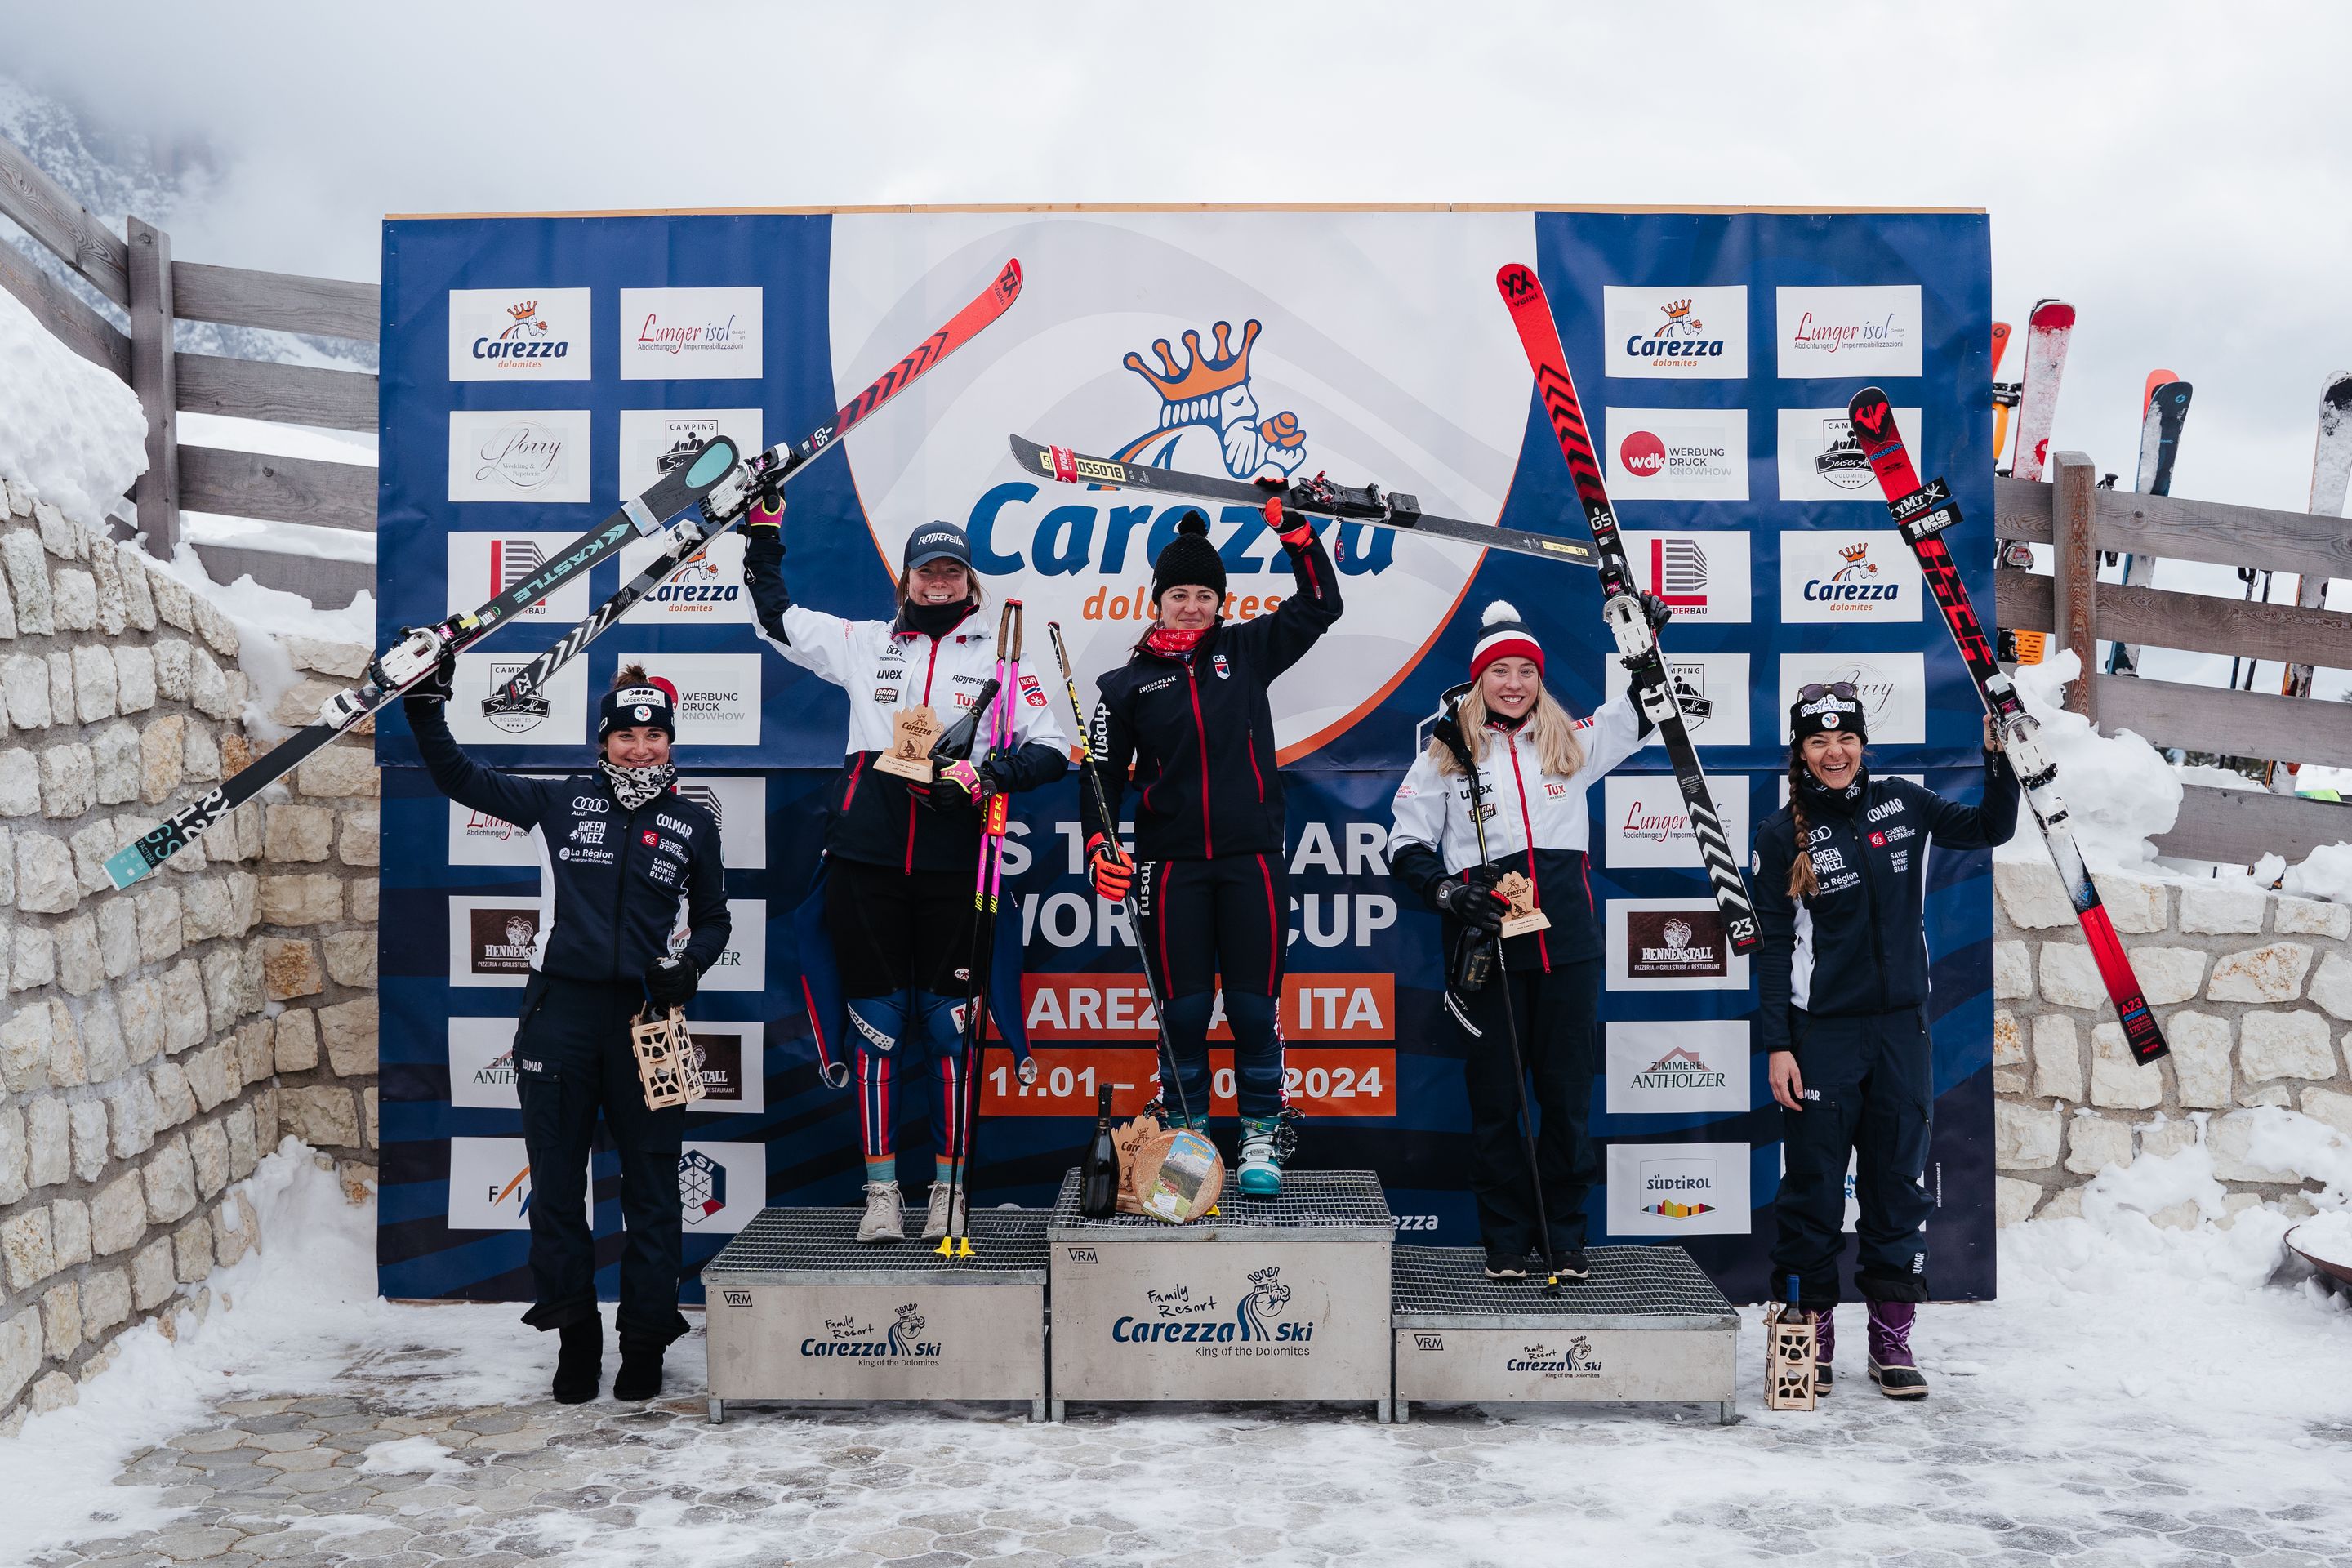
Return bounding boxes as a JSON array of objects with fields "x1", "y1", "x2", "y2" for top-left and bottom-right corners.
[{"x1": 1433, "y1": 693, "x2": 1561, "y2": 1297}]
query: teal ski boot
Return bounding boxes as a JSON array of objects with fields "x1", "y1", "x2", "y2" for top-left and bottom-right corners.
[{"x1": 1237, "y1": 1116, "x2": 1283, "y2": 1196}]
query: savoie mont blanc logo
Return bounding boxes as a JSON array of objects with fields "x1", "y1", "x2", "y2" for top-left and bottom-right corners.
[
  {"x1": 800, "y1": 1303, "x2": 942, "y2": 1363},
  {"x1": 1111, "y1": 1266, "x2": 1316, "y2": 1346}
]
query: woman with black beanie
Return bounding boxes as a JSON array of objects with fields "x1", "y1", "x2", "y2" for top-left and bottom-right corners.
[
  {"x1": 1753, "y1": 683, "x2": 2018, "y2": 1398},
  {"x1": 1083, "y1": 500, "x2": 1343, "y2": 1195}
]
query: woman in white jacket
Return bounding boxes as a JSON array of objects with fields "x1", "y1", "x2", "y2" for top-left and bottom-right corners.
[{"x1": 1387, "y1": 599, "x2": 1663, "y2": 1280}]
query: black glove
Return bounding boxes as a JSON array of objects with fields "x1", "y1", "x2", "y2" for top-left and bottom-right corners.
[
  {"x1": 644, "y1": 956, "x2": 699, "y2": 1009},
  {"x1": 976, "y1": 746, "x2": 1022, "y2": 795},
  {"x1": 1436, "y1": 873, "x2": 1509, "y2": 935},
  {"x1": 403, "y1": 655, "x2": 454, "y2": 706},
  {"x1": 1639, "y1": 591, "x2": 1673, "y2": 635}
]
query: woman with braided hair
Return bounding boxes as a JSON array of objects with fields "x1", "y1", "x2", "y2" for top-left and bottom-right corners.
[{"x1": 1752, "y1": 682, "x2": 2019, "y2": 1399}]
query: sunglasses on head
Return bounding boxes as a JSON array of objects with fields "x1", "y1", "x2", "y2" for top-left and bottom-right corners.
[{"x1": 1797, "y1": 682, "x2": 1860, "y2": 702}]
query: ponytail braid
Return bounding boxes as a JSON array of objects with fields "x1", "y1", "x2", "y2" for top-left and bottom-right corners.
[{"x1": 1786, "y1": 752, "x2": 1819, "y2": 901}]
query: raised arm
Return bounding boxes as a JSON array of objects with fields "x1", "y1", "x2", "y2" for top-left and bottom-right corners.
[
  {"x1": 1918, "y1": 744, "x2": 2022, "y2": 851},
  {"x1": 403, "y1": 675, "x2": 560, "y2": 831},
  {"x1": 1220, "y1": 506, "x2": 1343, "y2": 678},
  {"x1": 740, "y1": 493, "x2": 869, "y2": 687}
]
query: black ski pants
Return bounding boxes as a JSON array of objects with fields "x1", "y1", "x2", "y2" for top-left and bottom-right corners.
[
  {"x1": 1135, "y1": 853, "x2": 1290, "y2": 1120},
  {"x1": 1771, "y1": 1006, "x2": 1934, "y2": 1311},
  {"x1": 511, "y1": 974, "x2": 691, "y2": 1347},
  {"x1": 1445, "y1": 956, "x2": 1601, "y2": 1258}
]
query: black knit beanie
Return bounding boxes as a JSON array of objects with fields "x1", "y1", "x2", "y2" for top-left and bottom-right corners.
[{"x1": 1151, "y1": 511, "x2": 1227, "y2": 604}]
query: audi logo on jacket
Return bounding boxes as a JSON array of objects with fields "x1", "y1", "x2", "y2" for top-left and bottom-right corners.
[
  {"x1": 1082, "y1": 532, "x2": 1343, "y2": 862},
  {"x1": 1387, "y1": 694, "x2": 1646, "y2": 970},
  {"x1": 408, "y1": 702, "x2": 730, "y2": 982}
]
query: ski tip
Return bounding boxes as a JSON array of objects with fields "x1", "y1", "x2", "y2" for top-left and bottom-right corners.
[
  {"x1": 1007, "y1": 433, "x2": 1048, "y2": 471},
  {"x1": 1494, "y1": 262, "x2": 1540, "y2": 305},
  {"x1": 1846, "y1": 385, "x2": 1895, "y2": 422},
  {"x1": 103, "y1": 844, "x2": 155, "y2": 892},
  {"x1": 994, "y1": 257, "x2": 1024, "y2": 304},
  {"x1": 2029, "y1": 300, "x2": 2076, "y2": 329}
]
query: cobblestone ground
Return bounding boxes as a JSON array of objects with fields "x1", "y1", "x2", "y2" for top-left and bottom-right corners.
[{"x1": 27, "y1": 1314, "x2": 2352, "y2": 1568}]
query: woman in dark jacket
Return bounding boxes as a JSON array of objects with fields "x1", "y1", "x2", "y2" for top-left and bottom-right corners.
[{"x1": 1082, "y1": 502, "x2": 1342, "y2": 1195}]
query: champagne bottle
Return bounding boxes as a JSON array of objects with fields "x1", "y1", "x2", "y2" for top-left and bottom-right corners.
[{"x1": 1079, "y1": 1085, "x2": 1120, "y2": 1218}]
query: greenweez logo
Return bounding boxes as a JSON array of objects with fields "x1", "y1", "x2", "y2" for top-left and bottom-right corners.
[
  {"x1": 799, "y1": 1302, "x2": 940, "y2": 1364},
  {"x1": 1111, "y1": 1266, "x2": 1315, "y2": 1351}
]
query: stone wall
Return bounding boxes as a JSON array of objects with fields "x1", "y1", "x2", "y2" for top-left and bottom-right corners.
[
  {"x1": 1991, "y1": 858, "x2": 2352, "y2": 1227},
  {"x1": 0, "y1": 482, "x2": 378, "y2": 1428}
]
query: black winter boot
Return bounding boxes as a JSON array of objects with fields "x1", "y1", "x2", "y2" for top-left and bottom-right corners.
[
  {"x1": 552, "y1": 1316, "x2": 601, "y2": 1405},
  {"x1": 613, "y1": 1335, "x2": 666, "y2": 1401}
]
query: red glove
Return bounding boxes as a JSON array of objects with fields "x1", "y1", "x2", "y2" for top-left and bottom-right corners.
[
  {"x1": 1264, "y1": 492, "x2": 1315, "y2": 550},
  {"x1": 1087, "y1": 834, "x2": 1136, "y2": 902}
]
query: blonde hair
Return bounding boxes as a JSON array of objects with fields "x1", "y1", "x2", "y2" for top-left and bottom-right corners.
[{"x1": 1428, "y1": 684, "x2": 1586, "y2": 779}]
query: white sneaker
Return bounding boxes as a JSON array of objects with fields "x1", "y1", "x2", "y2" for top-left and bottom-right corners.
[
  {"x1": 857, "y1": 1182, "x2": 904, "y2": 1243},
  {"x1": 922, "y1": 1183, "x2": 967, "y2": 1241}
]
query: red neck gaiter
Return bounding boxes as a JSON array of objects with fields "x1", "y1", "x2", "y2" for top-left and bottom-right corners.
[{"x1": 1145, "y1": 625, "x2": 1208, "y2": 657}]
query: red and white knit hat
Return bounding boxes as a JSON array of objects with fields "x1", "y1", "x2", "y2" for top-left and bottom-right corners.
[{"x1": 1468, "y1": 600, "x2": 1544, "y2": 682}]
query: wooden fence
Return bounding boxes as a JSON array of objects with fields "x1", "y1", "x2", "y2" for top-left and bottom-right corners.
[
  {"x1": 1996, "y1": 452, "x2": 2352, "y2": 862},
  {"x1": 0, "y1": 134, "x2": 376, "y2": 607}
]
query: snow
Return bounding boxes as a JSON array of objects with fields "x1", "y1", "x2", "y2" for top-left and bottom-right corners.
[
  {"x1": 2284, "y1": 840, "x2": 2352, "y2": 904},
  {"x1": 2290, "y1": 1210, "x2": 2352, "y2": 1269},
  {"x1": 1995, "y1": 648, "x2": 2184, "y2": 874},
  {"x1": 0, "y1": 283, "x2": 148, "y2": 526},
  {"x1": 356, "y1": 1434, "x2": 470, "y2": 1477}
]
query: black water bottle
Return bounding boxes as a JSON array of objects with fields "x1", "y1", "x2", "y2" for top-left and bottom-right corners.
[{"x1": 1079, "y1": 1086, "x2": 1120, "y2": 1218}]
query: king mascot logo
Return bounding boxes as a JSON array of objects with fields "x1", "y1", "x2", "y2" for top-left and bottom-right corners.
[
  {"x1": 1116, "y1": 318, "x2": 1309, "y2": 483},
  {"x1": 1236, "y1": 1265, "x2": 1295, "y2": 1342}
]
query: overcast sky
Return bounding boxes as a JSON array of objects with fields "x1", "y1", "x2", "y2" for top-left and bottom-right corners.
[{"x1": 6, "y1": 0, "x2": 2350, "y2": 514}]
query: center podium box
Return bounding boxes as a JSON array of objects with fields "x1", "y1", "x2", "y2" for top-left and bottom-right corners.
[
  {"x1": 701, "y1": 1206, "x2": 1047, "y2": 1423},
  {"x1": 1045, "y1": 1169, "x2": 1394, "y2": 1422}
]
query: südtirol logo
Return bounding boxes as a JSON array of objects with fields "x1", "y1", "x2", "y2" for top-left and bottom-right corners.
[
  {"x1": 800, "y1": 1303, "x2": 944, "y2": 1363},
  {"x1": 1640, "y1": 1156, "x2": 1719, "y2": 1219},
  {"x1": 1111, "y1": 1265, "x2": 1317, "y2": 1348}
]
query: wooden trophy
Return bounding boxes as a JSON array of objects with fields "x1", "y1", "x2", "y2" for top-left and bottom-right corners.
[
  {"x1": 1763, "y1": 1301, "x2": 1819, "y2": 1411},
  {"x1": 874, "y1": 705, "x2": 942, "y2": 782},
  {"x1": 631, "y1": 1007, "x2": 707, "y2": 1111},
  {"x1": 1111, "y1": 1113, "x2": 1160, "y2": 1214},
  {"x1": 1494, "y1": 871, "x2": 1551, "y2": 938}
]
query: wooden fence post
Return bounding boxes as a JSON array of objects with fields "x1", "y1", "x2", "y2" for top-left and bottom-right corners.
[
  {"x1": 127, "y1": 216, "x2": 180, "y2": 555},
  {"x1": 2051, "y1": 451, "x2": 2099, "y2": 723}
]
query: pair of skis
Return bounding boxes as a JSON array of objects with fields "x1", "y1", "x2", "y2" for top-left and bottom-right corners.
[
  {"x1": 105, "y1": 259, "x2": 1027, "y2": 890},
  {"x1": 2109, "y1": 372, "x2": 2195, "y2": 676},
  {"x1": 1012, "y1": 264, "x2": 1762, "y2": 956}
]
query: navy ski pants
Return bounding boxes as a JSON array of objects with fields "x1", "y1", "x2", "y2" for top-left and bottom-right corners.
[
  {"x1": 1446, "y1": 958, "x2": 1601, "y2": 1258},
  {"x1": 511, "y1": 975, "x2": 691, "y2": 1347},
  {"x1": 1771, "y1": 1006, "x2": 1935, "y2": 1311},
  {"x1": 1135, "y1": 853, "x2": 1289, "y2": 1120}
]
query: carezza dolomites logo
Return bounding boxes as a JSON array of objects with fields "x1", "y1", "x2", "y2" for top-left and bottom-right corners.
[
  {"x1": 1111, "y1": 1266, "x2": 1315, "y2": 1347},
  {"x1": 1601, "y1": 285, "x2": 1747, "y2": 379},
  {"x1": 1781, "y1": 532, "x2": 1919, "y2": 624},
  {"x1": 447, "y1": 287, "x2": 589, "y2": 381},
  {"x1": 801, "y1": 1303, "x2": 942, "y2": 1364}
]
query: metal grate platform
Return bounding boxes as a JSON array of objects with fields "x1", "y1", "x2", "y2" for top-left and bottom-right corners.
[
  {"x1": 1046, "y1": 1168, "x2": 1392, "y2": 1242},
  {"x1": 702, "y1": 1206, "x2": 1047, "y2": 1285},
  {"x1": 1391, "y1": 1245, "x2": 1737, "y2": 1330}
]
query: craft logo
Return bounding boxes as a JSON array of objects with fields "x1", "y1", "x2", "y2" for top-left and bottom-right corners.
[
  {"x1": 468, "y1": 908, "x2": 540, "y2": 976},
  {"x1": 657, "y1": 417, "x2": 721, "y2": 473},
  {"x1": 1812, "y1": 417, "x2": 1873, "y2": 489},
  {"x1": 1112, "y1": 1265, "x2": 1316, "y2": 1346},
  {"x1": 1775, "y1": 286, "x2": 1924, "y2": 379},
  {"x1": 1507, "y1": 1336, "x2": 1604, "y2": 1379},
  {"x1": 800, "y1": 1302, "x2": 942, "y2": 1363},
  {"x1": 619, "y1": 287, "x2": 764, "y2": 380},
  {"x1": 1629, "y1": 1047, "x2": 1731, "y2": 1094},
  {"x1": 1626, "y1": 909, "x2": 1728, "y2": 979},
  {"x1": 448, "y1": 287, "x2": 590, "y2": 381},
  {"x1": 1602, "y1": 285, "x2": 1748, "y2": 380},
  {"x1": 1640, "y1": 1156, "x2": 1719, "y2": 1219},
  {"x1": 1606, "y1": 408, "x2": 1748, "y2": 499},
  {"x1": 483, "y1": 658, "x2": 550, "y2": 734},
  {"x1": 679, "y1": 1148, "x2": 726, "y2": 1222}
]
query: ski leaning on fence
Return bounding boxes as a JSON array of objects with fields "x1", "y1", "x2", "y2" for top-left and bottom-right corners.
[
  {"x1": 2271, "y1": 373, "x2": 2352, "y2": 790},
  {"x1": 1003, "y1": 439, "x2": 1599, "y2": 570},
  {"x1": 487, "y1": 259, "x2": 1027, "y2": 719},
  {"x1": 105, "y1": 258, "x2": 1027, "y2": 892},
  {"x1": 1845, "y1": 387, "x2": 2167, "y2": 1065},
  {"x1": 2007, "y1": 299, "x2": 2075, "y2": 483},
  {"x1": 1494, "y1": 261, "x2": 1759, "y2": 954},
  {"x1": 2109, "y1": 375, "x2": 2194, "y2": 676},
  {"x1": 1989, "y1": 318, "x2": 2016, "y2": 470}
]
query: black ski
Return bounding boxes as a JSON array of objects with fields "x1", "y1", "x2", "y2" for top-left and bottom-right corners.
[
  {"x1": 2109, "y1": 377, "x2": 2194, "y2": 675},
  {"x1": 103, "y1": 435, "x2": 745, "y2": 890},
  {"x1": 1495, "y1": 262, "x2": 1758, "y2": 955},
  {"x1": 1004, "y1": 439, "x2": 1599, "y2": 571}
]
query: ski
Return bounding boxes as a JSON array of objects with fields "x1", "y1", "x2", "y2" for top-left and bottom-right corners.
[
  {"x1": 1494, "y1": 261, "x2": 1759, "y2": 955},
  {"x1": 106, "y1": 258, "x2": 1027, "y2": 892},
  {"x1": 1004, "y1": 439, "x2": 1599, "y2": 572},
  {"x1": 2265, "y1": 372, "x2": 2352, "y2": 788},
  {"x1": 1989, "y1": 320, "x2": 2013, "y2": 470},
  {"x1": 2107, "y1": 375, "x2": 2193, "y2": 675},
  {"x1": 2008, "y1": 299, "x2": 2075, "y2": 483},
  {"x1": 489, "y1": 259, "x2": 1028, "y2": 716},
  {"x1": 1846, "y1": 387, "x2": 2167, "y2": 1064},
  {"x1": 103, "y1": 435, "x2": 745, "y2": 889}
]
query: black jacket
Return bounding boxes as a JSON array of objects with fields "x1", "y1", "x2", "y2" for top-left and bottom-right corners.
[
  {"x1": 1751, "y1": 753, "x2": 2020, "y2": 1054},
  {"x1": 1085, "y1": 532, "x2": 1343, "y2": 862},
  {"x1": 408, "y1": 699, "x2": 731, "y2": 983}
]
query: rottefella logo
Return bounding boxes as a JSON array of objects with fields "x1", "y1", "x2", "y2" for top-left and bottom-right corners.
[{"x1": 1112, "y1": 1266, "x2": 1316, "y2": 1348}]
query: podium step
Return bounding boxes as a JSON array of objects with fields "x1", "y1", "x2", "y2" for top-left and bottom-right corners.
[{"x1": 1048, "y1": 1167, "x2": 1392, "y2": 1241}]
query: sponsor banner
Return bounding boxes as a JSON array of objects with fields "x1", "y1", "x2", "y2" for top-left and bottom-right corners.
[
  {"x1": 670, "y1": 776, "x2": 767, "y2": 869},
  {"x1": 447, "y1": 409, "x2": 591, "y2": 504},
  {"x1": 622, "y1": 653, "x2": 762, "y2": 746},
  {"x1": 683, "y1": 1022, "x2": 764, "y2": 1115},
  {"x1": 1778, "y1": 530, "x2": 1923, "y2": 623},
  {"x1": 446, "y1": 779, "x2": 555, "y2": 866},
  {"x1": 1601, "y1": 773, "x2": 1752, "y2": 871},
  {"x1": 691, "y1": 898, "x2": 767, "y2": 992},
  {"x1": 619, "y1": 287, "x2": 764, "y2": 380},
  {"x1": 978, "y1": 1047, "x2": 1394, "y2": 1118},
  {"x1": 444, "y1": 653, "x2": 587, "y2": 747},
  {"x1": 445, "y1": 1137, "x2": 586, "y2": 1230},
  {"x1": 445, "y1": 532, "x2": 594, "y2": 624},
  {"x1": 1602, "y1": 651, "x2": 1750, "y2": 750},
  {"x1": 1606, "y1": 898, "x2": 1752, "y2": 991},
  {"x1": 448, "y1": 1016, "x2": 521, "y2": 1110},
  {"x1": 1775, "y1": 284, "x2": 1924, "y2": 380},
  {"x1": 1604, "y1": 408, "x2": 1748, "y2": 501},
  {"x1": 1005, "y1": 973, "x2": 1396, "y2": 1042},
  {"x1": 1777, "y1": 652, "x2": 1927, "y2": 744},
  {"x1": 677, "y1": 1140, "x2": 764, "y2": 1233},
  {"x1": 1606, "y1": 1141, "x2": 1753, "y2": 1236},
  {"x1": 614, "y1": 530, "x2": 752, "y2": 625},
  {"x1": 448, "y1": 895, "x2": 546, "y2": 987},
  {"x1": 617, "y1": 408, "x2": 764, "y2": 501},
  {"x1": 1619, "y1": 530, "x2": 1751, "y2": 624},
  {"x1": 1605, "y1": 1020, "x2": 1751, "y2": 1116},
  {"x1": 447, "y1": 288, "x2": 590, "y2": 381},
  {"x1": 1601, "y1": 285, "x2": 1748, "y2": 379},
  {"x1": 1777, "y1": 406, "x2": 1923, "y2": 502}
]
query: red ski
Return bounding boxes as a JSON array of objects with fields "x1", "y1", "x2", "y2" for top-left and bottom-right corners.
[
  {"x1": 2008, "y1": 300, "x2": 2075, "y2": 482},
  {"x1": 1846, "y1": 388, "x2": 2167, "y2": 1065}
]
